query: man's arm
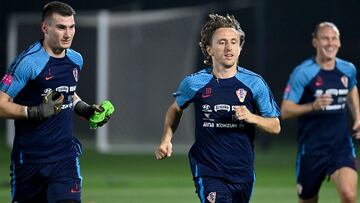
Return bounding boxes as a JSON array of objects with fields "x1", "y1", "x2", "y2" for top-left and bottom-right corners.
[
  {"x1": 155, "y1": 101, "x2": 183, "y2": 160},
  {"x1": 73, "y1": 93, "x2": 105, "y2": 119},
  {"x1": 0, "y1": 91, "x2": 27, "y2": 119},
  {"x1": 234, "y1": 106, "x2": 280, "y2": 135},
  {"x1": 0, "y1": 90, "x2": 63, "y2": 120},
  {"x1": 281, "y1": 94, "x2": 333, "y2": 119},
  {"x1": 347, "y1": 86, "x2": 360, "y2": 139},
  {"x1": 253, "y1": 116, "x2": 280, "y2": 135},
  {"x1": 280, "y1": 100, "x2": 313, "y2": 119}
]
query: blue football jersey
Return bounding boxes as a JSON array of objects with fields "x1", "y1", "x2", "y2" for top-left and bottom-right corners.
[
  {"x1": 0, "y1": 41, "x2": 83, "y2": 164},
  {"x1": 283, "y1": 57, "x2": 357, "y2": 155},
  {"x1": 175, "y1": 67, "x2": 280, "y2": 183}
]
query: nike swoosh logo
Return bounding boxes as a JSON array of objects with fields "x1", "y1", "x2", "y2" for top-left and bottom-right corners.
[
  {"x1": 202, "y1": 94, "x2": 211, "y2": 98},
  {"x1": 45, "y1": 76, "x2": 54, "y2": 80},
  {"x1": 315, "y1": 82, "x2": 322, "y2": 86},
  {"x1": 70, "y1": 188, "x2": 81, "y2": 193}
]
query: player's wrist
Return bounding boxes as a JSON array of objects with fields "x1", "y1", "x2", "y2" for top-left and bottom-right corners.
[
  {"x1": 24, "y1": 106, "x2": 28, "y2": 118},
  {"x1": 161, "y1": 135, "x2": 172, "y2": 143},
  {"x1": 74, "y1": 100, "x2": 93, "y2": 120},
  {"x1": 27, "y1": 106, "x2": 40, "y2": 120},
  {"x1": 73, "y1": 97, "x2": 82, "y2": 108},
  {"x1": 310, "y1": 102, "x2": 315, "y2": 111}
]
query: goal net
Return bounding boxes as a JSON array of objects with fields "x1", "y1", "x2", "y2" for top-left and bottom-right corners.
[{"x1": 7, "y1": 7, "x2": 204, "y2": 153}]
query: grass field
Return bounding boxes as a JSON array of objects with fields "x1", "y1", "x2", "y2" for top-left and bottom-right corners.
[{"x1": 0, "y1": 138, "x2": 358, "y2": 203}]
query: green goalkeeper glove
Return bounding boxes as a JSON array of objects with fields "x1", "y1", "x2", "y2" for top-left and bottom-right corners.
[
  {"x1": 74, "y1": 99, "x2": 115, "y2": 129},
  {"x1": 89, "y1": 100, "x2": 115, "y2": 129}
]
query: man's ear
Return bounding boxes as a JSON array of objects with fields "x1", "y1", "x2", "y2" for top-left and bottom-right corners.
[
  {"x1": 312, "y1": 38, "x2": 317, "y2": 48},
  {"x1": 206, "y1": 46, "x2": 212, "y2": 56},
  {"x1": 41, "y1": 22, "x2": 48, "y2": 34}
]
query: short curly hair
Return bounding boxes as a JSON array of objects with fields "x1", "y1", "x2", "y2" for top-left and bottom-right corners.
[{"x1": 199, "y1": 13, "x2": 245, "y2": 65}]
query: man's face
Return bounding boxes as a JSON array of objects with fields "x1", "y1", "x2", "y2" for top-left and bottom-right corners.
[
  {"x1": 312, "y1": 26, "x2": 340, "y2": 61},
  {"x1": 206, "y1": 27, "x2": 242, "y2": 69},
  {"x1": 42, "y1": 13, "x2": 75, "y2": 51}
]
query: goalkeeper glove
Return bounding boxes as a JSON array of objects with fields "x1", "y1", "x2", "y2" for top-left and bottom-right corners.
[
  {"x1": 27, "y1": 90, "x2": 64, "y2": 120},
  {"x1": 74, "y1": 100, "x2": 115, "y2": 129},
  {"x1": 89, "y1": 100, "x2": 115, "y2": 129}
]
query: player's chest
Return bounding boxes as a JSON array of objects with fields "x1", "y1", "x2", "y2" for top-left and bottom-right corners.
[
  {"x1": 35, "y1": 61, "x2": 80, "y2": 89},
  {"x1": 195, "y1": 79, "x2": 254, "y2": 112},
  {"x1": 309, "y1": 70, "x2": 349, "y2": 96}
]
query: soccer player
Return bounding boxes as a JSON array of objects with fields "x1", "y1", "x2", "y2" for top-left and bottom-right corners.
[
  {"x1": 155, "y1": 13, "x2": 281, "y2": 203},
  {"x1": 281, "y1": 22, "x2": 359, "y2": 203},
  {"x1": 0, "y1": 1, "x2": 114, "y2": 203}
]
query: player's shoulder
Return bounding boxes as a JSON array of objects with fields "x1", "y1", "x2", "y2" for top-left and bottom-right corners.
[
  {"x1": 66, "y1": 48, "x2": 83, "y2": 67},
  {"x1": 12, "y1": 41, "x2": 49, "y2": 71},
  {"x1": 237, "y1": 66, "x2": 263, "y2": 81},
  {"x1": 335, "y1": 57, "x2": 356, "y2": 78},
  {"x1": 294, "y1": 57, "x2": 317, "y2": 71},
  {"x1": 236, "y1": 66, "x2": 273, "y2": 93},
  {"x1": 336, "y1": 57, "x2": 354, "y2": 66},
  {"x1": 182, "y1": 67, "x2": 212, "y2": 83},
  {"x1": 187, "y1": 67, "x2": 211, "y2": 77},
  {"x1": 177, "y1": 68, "x2": 213, "y2": 91},
  {"x1": 336, "y1": 58, "x2": 355, "y2": 70},
  {"x1": 237, "y1": 66, "x2": 270, "y2": 89},
  {"x1": 290, "y1": 57, "x2": 320, "y2": 79},
  {"x1": 18, "y1": 41, "x2": 44, "y2": 61}
]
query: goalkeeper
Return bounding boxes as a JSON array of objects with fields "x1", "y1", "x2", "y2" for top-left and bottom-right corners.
[{"x1": 0, "y1": 2, "x2": 114, "y2": 203}]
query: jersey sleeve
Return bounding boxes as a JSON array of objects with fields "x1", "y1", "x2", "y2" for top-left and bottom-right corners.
[
  {"x1": 339, "y1": 62, "x2": 357, "y2": 90},
  {"x1": 253, "y1": 77, "x2": 280, "y2": 117},
  {"x1": 0, "y1": 58, "x2": 36, "y2": 98},
  {"x1": 173, "y1": 76, "x2": 196, "y2": 109},
  {"x1": 67, "y1": 49, "x2": 83, "y2": 70},
  {"x1": 283, "y1": 67, "x2": 313, "y2": 103},
  {"x1": 349, "y1": 66, "x2": 357, "y2": 90}
]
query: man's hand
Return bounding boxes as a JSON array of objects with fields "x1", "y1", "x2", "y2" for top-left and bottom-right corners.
[
  {"x1": 74, "y1": 99, "x2": 115, "y2": 129},
  {"x1": 234, "y1": 105, "x2": 255, "y2": 123},
  {"x1": 155, "y1": 140, "x2": 173, "y2": 160},
  {"x1": 27, "y1": 90, "x2": 64, "y2": 120},
  {"x1": 352, "y1": 120, "x2": 360, "y2": 139},
  {"x1": 89, "y1": 100, "x2": 115, "y2": 129},
  {"x1": 312, "y1": 94, "x2": 333, "y2": 111}
]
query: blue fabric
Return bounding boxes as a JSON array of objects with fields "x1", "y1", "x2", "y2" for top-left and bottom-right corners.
[
  {"x1": 11, "y1": 157, "x2": 82, "y2": 203},
  {"x1": 194, "y1": 176, "x2": 254, "y2": 203},
  {"x1": 296, "y1": 141, "x2": 356, "y2": 199}
]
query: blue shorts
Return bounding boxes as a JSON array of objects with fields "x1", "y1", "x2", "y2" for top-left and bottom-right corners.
[
  {"x1": 193, "y1": 176, "x2": 254, "y2": 203},
  {"x1": 296, "y1": 147, "x2": 357, "y2": 199},
  {"x1": 11, "y1": 157, "x2": 82, "y2": 203}
]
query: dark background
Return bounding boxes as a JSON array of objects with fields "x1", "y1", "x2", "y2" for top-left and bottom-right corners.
[{"x1": 1, "y1": 0, "x2": 360, "y2": 145}]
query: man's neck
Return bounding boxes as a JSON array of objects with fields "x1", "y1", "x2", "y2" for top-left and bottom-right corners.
[
  {"x1": 43, "y1": 42, "x2": 65, "y2": 58},
  {"x1": 316, "y1": 56, "x2": 336, "y2": 70},
  {"x1": 211, "y1": 64, "x2": 237, "y2": 79}
]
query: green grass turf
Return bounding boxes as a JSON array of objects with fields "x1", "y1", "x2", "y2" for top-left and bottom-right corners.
[{"x1": 0, "y1": 139, "x2": 358, "y2": 203}]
